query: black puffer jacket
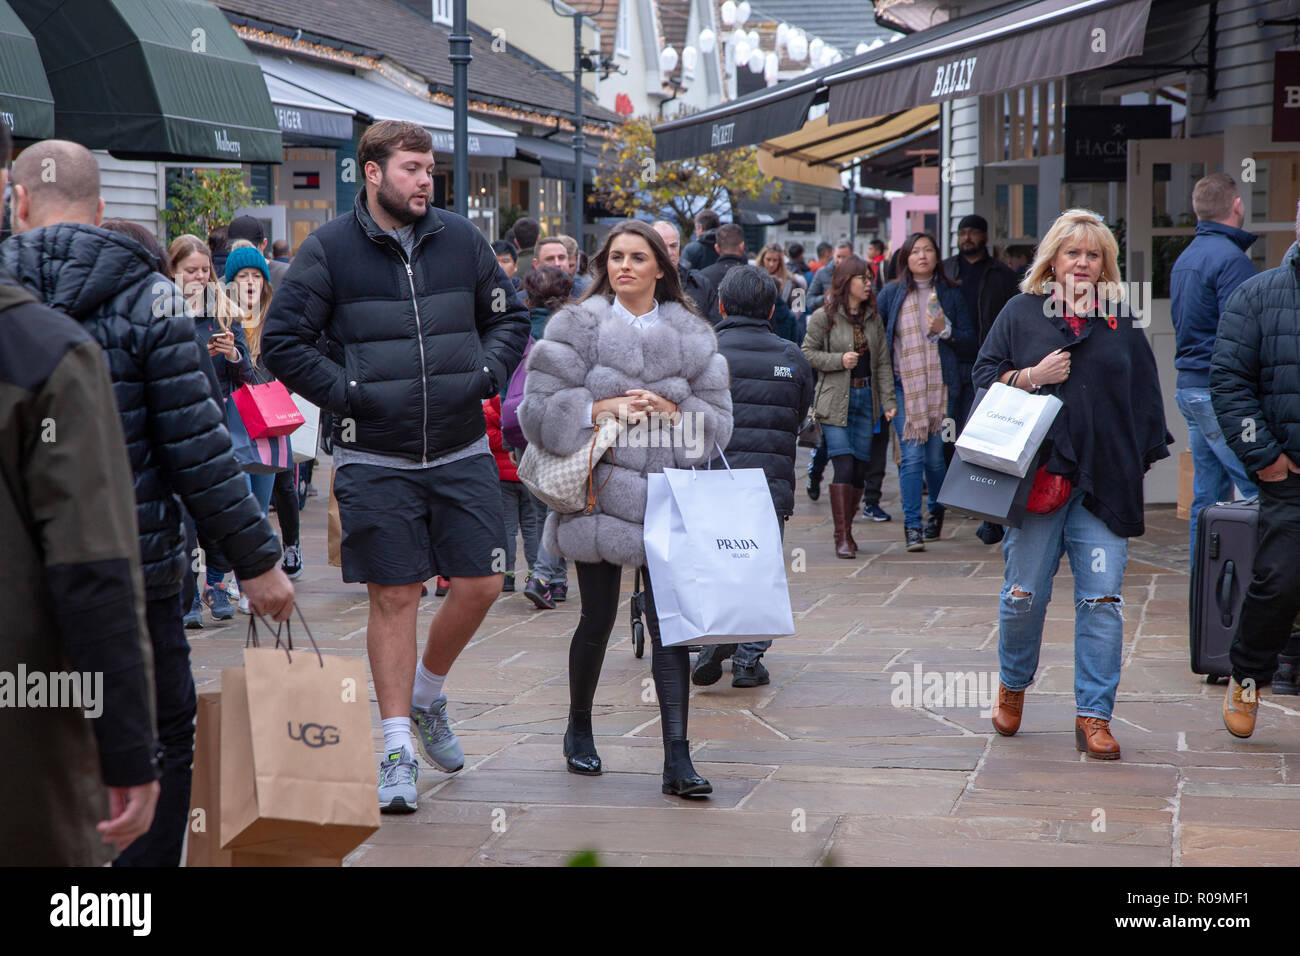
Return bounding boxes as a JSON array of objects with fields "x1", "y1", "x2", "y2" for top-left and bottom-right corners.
[
  {"x1": 263, "y1": 190, "x2": 530, "y2": 462},
  {"x1": 1211, "y1": 241, "x2": 1300, "y2": 476},
  {"x1": 0, "y1": 224, "x2": 282, "y2": 598},
  {"x1": 713, "y1": 311, "x2": 815, "y2": 516}
]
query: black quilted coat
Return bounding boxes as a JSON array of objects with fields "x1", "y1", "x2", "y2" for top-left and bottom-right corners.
[{"x1": 0, "y1": 224, "x2": 282, "y2": 599}]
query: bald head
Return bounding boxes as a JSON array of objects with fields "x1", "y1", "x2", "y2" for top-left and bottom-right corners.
[
  {"x1": 652, "y1": 220, "x2": 680, "y2": 266},
  {"x1": 11, "y1": 139, "x2": 104, "y2": 231}
]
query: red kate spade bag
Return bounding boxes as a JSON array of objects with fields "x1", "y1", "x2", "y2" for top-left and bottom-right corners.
[
  {"x1": 232, "y1": 379, "x2": 305, "y2": 439},
  {"x1": 1026, "y1": 466, "x2": 1071, "y2": 514}
]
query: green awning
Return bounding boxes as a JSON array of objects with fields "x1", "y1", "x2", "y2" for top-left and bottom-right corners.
[
  {"x1": 10, "y1": 0, "x2": 281, "y2": 162},
  {"x1": 0, "y1": 0, "x2": 53, "y2": 139}
]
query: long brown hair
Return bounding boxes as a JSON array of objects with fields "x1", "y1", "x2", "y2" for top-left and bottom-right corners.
[
  {"x1": 166, "y1": 233, "x2": 244, "y2": 331},
  {"x1": 580, "y1": 220, "x2": 698, "y2": 315},
  {"x1": 825, "y1": 254, "x2": 876, "y2": 324}
]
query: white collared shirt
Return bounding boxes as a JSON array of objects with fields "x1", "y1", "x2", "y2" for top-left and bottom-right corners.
[{"x1": 611, "y1": 296, "x2": 661, "y2": 330}]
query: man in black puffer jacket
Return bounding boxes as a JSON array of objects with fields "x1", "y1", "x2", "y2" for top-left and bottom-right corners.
[
  {"x1": 694, "y1": 266, "x2": 814, "y2": 690},
  {"x1": 263, "y1": 121, "x2": 530, "y2": 813},
  {"x1": 1210, "y1": 230, "x2": 1300, "y2": 739},
  {"x1": 2, "y1": 139, "x2": 293, "y2": 867}
]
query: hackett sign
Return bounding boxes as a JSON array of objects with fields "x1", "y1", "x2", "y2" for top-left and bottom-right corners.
[{"x1": 1064, "y1": 105, "x2": 1170, "y2": 182}]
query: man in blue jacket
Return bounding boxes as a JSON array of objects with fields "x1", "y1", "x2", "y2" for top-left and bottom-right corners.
[
  {"x1": 1171, "y1": 173, "x2": 1258, "y2": 554},
  {"x1": 1210, "y1": 210, "x2": 1300, "y2": 738}
]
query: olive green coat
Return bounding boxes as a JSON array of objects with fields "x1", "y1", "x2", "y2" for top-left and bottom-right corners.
[{"x1": 801, "y1": 305, "x2": 896, "y2": 427}]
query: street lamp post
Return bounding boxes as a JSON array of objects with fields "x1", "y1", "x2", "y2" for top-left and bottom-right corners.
[
  {"x1": 450, "y1": 0, "x2": 470, "y2": 219},
  {"x1": 550, "y1": 1, "x2": 604, "y2": 251}
]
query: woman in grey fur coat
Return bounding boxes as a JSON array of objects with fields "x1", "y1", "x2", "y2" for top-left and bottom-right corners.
[{"x1": 518, "y1": 220, "x2": 733, "y2": 797}]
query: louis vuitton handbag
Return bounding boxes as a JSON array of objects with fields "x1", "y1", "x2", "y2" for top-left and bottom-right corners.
[{"x1": 516, "y1": 417, "x2": 623, "y2": 514}]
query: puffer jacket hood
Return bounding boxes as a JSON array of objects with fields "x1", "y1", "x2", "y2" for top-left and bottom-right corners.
[{"x1": 0, "y1": 224, "x2": 283, "y2": 598}]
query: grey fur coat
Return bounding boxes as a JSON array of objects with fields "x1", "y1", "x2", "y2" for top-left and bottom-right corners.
[{"x1": 518, "y1": 295, "x2": 733, "y2": 567}]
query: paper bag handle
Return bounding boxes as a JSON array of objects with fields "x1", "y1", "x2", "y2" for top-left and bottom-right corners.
[
  {"x1": 692, "y1": 443, "x2": 733, "y2": 479},
  {"x1": 245, "y1": 603, "x2": 325, "y2": 667}
]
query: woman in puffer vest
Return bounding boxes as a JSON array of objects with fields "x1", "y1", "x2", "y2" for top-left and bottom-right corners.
[{"x1": 518, "y1": 220, "x2": 733, "y2": 797}]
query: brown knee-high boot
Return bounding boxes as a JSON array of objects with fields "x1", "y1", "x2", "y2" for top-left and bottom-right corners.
[
  {"x1": 845, "y1": 484, "x2": 863, "y2": 552},
  {"x1": 830, "y1": 484, "x2": 856, "y2": 558}
]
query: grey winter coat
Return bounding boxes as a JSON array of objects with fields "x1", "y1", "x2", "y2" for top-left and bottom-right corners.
[{"x1": 518, "y1": 295, "x2": 733, "y2": 567}]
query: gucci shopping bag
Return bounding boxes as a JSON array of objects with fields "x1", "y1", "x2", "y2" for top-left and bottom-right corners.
[
  {"x1": 642, "y1": 456, "x2": 795, "y2": 647},
  {"x1": 219, "y1": 614, "x2": 378, "y2": 859},
  {"x1": 954, "y1": 381, "x2": 1062, "y2": 477}
]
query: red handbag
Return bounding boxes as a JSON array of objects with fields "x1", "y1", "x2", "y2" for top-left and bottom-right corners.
[
  {"x1": 232, "y1": 379, "x2": 305, "y2": 438},
  {"x1": 1026, "y1": 466, "x2": 1071, "y2": 514}
]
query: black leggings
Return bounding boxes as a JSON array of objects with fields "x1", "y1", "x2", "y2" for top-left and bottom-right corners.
[
  {"x1": 569, "y1": 560, "x2": 690, "y2": 742},
  {"x1": 272, "y1": 465, "x2": 299, "y2": 547},
  {"x1": 832, "y1": 453, "x2": 869, "y2": 488}
]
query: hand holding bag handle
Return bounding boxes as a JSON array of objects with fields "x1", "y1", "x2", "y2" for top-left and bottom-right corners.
[{"x1": 245, "y1": 603, "x2": 324, "y2": 667}]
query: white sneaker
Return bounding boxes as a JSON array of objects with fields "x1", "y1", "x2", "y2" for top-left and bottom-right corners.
[
  {"x1": 226, "y1": 578, "x2": 241, "y2": 601},
  {"x1": 237, "y1": 595, "x2": 251, "y2": 615}
]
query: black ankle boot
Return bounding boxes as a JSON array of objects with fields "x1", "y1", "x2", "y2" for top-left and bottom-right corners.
[
  {"x1": 923, "y1": 508, "x2": 945, "y2": 540},
  {"x1": 563, "y1": 710, "x2": 601, "y2": 775},
  {"x1": 662, "y1": 739, "x2": 711, "y2": 797},
  {"x1": 1273, "y1": 655, "x2": 1300, "y2": 695}
]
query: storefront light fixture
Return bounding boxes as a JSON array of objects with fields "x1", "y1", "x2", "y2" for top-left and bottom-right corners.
[
  {"x1": 748, "y1": 49, "x2": 765, "y2": 73},
  {"x1": 682, "y1": 45, "x2": 697, "y2": 71},
  {"x1": 776, "y1": 22, "x2": 789, "y2": 52},
  {"x1": 659, "y1": 45, "x2": 679, "y2": 72},
  {"x1": 734, "y1": 38, "x2": 751, "y2": 64},
  {"x1": 855, "y1": 41, "x2": 870, "y2": 55},
  {"x1": 808, "y1": 38, "x2": 824, "y2": 64},
  {"x1": 787, "y1": 29, "x2": 808, "y2": 62},
  {"x1": 720, "y1": 0, "x2": 736, "y2": 26},
  {"x1": 764, "y1": 51, "x2": 779, "y2": 84},
  {"x1": 736, "y1": 1, "x2": 751, "y2": 26},
  {"x1": 698, "y1": 28, "x2": 716, "y2": 54}
]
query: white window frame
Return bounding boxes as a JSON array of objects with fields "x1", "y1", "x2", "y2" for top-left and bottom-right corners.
[
  {"x1": 615, "y1": 1, "x2": 631, "y2": 58},
  {"x1": 433, "y1": 0, "x2": 452, "y2": 26}
]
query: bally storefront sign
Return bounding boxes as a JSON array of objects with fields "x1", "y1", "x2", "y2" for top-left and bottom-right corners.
[
  {"x1": 1064, "y1": 105, "x2": 1170, "y2": 182},
  {"x1": 1273, "y1": 50, "x2": 1300, "y2": 143}
]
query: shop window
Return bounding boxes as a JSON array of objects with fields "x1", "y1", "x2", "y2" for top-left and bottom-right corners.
[
  {"x1": 468, "y1": 169, "x2": 499, "y2": 239},
  {"x1": 538, "y1": 178, "x2": 565, "y2": 238},
  {"x1": 433, "y1": 0, "x2": 452, "y2": 26},
  {"x1": 615, "y1": 1, "x2": 630, "y2": 58}
]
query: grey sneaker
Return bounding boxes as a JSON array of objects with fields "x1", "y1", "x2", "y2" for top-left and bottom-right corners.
[
  {"x1": 411, "y1": 696, "x2": 464, "y2": 772},
  {"x1": 377, "y1": 745, "x2": 418, "y2": 814}
]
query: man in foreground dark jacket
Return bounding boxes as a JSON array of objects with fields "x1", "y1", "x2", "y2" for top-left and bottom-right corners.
[
  {"x1": 2, "y1": 139, "x2": 293, "y2": 866},
  {"x1": 694, "y1": 266, "x2": 813, "y2": 690},
  {"x1": 264, "y1": 121, "x2": 530, "y2": 814},
  {"x1": 0, "y1": 123, "x2": 159, "y2": 865},
  {"x1": 1211, "y1": 232, "x2": 1300, "y2": 740}
]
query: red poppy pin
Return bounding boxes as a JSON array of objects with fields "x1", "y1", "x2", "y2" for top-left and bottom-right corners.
[{"x1": 1105, "y1": 315, "x2": 1117, "y2": 330}]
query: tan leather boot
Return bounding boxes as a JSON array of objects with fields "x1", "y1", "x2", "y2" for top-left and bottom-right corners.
[
  {"x1": 1075, "y1": 716, "x2": 1121, "y2": 759},
  {"x1": 829, "y1": 484, "x2": 855, "y2": 558},
  {"x1": 1223, "y1": 676, "x2": 1259, "y2": 739},
  {"x1": 991, "y1": 683, "x2": 1024, "y2": 736}
]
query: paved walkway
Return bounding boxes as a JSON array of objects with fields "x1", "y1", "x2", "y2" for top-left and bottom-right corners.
[{"x1": 188, "y1": 456, "x2": 1300, "y2": 866}]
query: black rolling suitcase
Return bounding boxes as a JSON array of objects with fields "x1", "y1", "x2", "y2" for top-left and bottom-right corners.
[{"x1": 1189, "y1": 498, "x2": 1258, "y2": 680}]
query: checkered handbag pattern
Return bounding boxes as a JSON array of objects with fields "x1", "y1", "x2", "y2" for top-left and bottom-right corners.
[{"x1": 516, "y1": 417, "x2": 623, "y2": 514}]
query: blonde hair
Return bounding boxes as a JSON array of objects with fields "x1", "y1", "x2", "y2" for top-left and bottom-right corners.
[
  {"x1": 758, "y1": 243, "x2": 792, "y2": 285},
  {"x1": 1020, "y1": 209, "x2": 1125, "y2": 302},
  {"x1": 167, "y1": 234, "x2": 246, "y2": 331}
]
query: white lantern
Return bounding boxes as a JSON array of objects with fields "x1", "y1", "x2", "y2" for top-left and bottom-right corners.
[
  {"x1": 776, "y1": 22, "x2": 789, "y2": 51},
  {"x1": 734, "y1": 38, "x2": 751, "y2": 65},
  {"x1": 659, "y1": 46, "x2": 678, "y2": 73},
  {"x1": 787, "y1": 30, "x2": 808, "y2": 62},
  {"x1": 764, "y1": 51, "x2": 779, "y2": 82},
  {"x1": 855, "y1": 41, "x2": 870, "y2": 55},
  {"x1": 869, "y1": 38, "x2": 884, "y2": 51},
  {"x1": 698, "y1": 29, "x2": 716, "y2": 54},
  {"x1": 682, "y1": 45, "x2": 697, "y2": 72},
  {"x1": 736, "y1": 0, "x2": 751, "y2": 25},
  {"x1": 808, "y1": 37, "x2": 824, "y2": 65},
  {"x1": 720, "y1": 0, "x2": 736, "y2": 26},
  {"x1": 748, "y1": 29, "x2": 761, "y2": 49},
  {"x1": 748, "y1": 49, "x2": 764, "y2": 73}
]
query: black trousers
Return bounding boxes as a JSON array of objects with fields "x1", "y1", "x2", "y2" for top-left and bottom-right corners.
[
  {"x1": 570, "y1": 561, "x2": 690, "y2": 742},
  {"x1": 114, "y1": 596, "x2": 196, "y2": 867},
  {"x1": 1230, "y1": 474, "x2": 1300, "y2": 683},
  {"x1": 272, "y1": 465, "x2": 299, "y2": 548}
]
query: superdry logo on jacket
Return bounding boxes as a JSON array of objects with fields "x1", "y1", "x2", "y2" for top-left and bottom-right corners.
[{"x1": 262, "y1": 190, "x2": 530, "y2": 463}]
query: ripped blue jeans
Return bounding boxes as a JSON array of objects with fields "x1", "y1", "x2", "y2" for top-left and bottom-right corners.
[{"x1": 998, "y1": 489, "x2": 1127, "y2": 720}]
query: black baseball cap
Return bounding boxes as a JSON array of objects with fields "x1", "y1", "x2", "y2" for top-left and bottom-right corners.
[{"x1": 228, "y1": 215, "x2": 265, "y2": 244}]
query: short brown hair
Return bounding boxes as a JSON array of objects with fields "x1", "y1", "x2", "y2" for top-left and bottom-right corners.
[
  {"x1": 357, "y1": 121, "x2": 433, "y2": 174},
  {"x1": 535, "y1": 237, "x2": 567, "y2": 258},
  {"x1": 1192, "y1": 173, "x2": 1238, "y2": 223}
]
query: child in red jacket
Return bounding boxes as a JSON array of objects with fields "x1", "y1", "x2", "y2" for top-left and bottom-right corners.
[{"x1": 484, "y1": 395, "x2": 539, "y2": 592}]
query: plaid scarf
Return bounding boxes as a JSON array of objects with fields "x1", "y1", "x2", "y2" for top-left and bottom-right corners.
[{"x1": 892, "y1": 282, "x2": 947, "y2": 443}]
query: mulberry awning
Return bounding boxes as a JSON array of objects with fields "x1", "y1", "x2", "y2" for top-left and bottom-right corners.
[
  {"x1": 258, "y1": 55, "x2": 516, "y2": 159},
  {"x1": 0, "y1": 0, "x2": 53, "y2": 139},
  {"x1": 9, "y1": 0, "x2": 282, "y2": 162}
]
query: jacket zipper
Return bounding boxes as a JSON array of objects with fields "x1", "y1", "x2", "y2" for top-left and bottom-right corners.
[{"x1": 403, "y1": 255, "x2": 429, "y2": 464}]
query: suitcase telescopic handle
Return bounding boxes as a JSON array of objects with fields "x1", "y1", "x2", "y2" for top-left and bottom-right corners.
[{"x1": 1217, "y1": 560, "x2": 1236, "y2": 629}]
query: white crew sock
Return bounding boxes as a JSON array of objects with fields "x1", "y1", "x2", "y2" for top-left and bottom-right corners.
[
  {"x1": 382, "y1": 717, "x2": 412, "y2": 757},
  {"x1": 412, "y1": 661, "x2": 447, "y2": 711}
]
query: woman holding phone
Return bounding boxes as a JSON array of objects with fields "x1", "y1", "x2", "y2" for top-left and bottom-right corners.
[
  {"x1": 517, "y1": 220, "x2": 733, "y2": 797},
  {"x1": 972, "y1": 209, "x2": 1171, "y2": 760},
  {"x1": 168, "y1": 234, "x2": 251, "y2": 620}
]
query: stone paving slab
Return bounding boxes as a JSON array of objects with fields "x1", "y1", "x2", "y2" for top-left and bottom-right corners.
[{"x1": 183, "y1": 456, "x2": 1300, "y2": 866}]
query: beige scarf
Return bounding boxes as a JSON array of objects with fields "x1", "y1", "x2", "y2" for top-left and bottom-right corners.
[{"x1": 892, "y1": 280, "x2": 947, "y2": 443}]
